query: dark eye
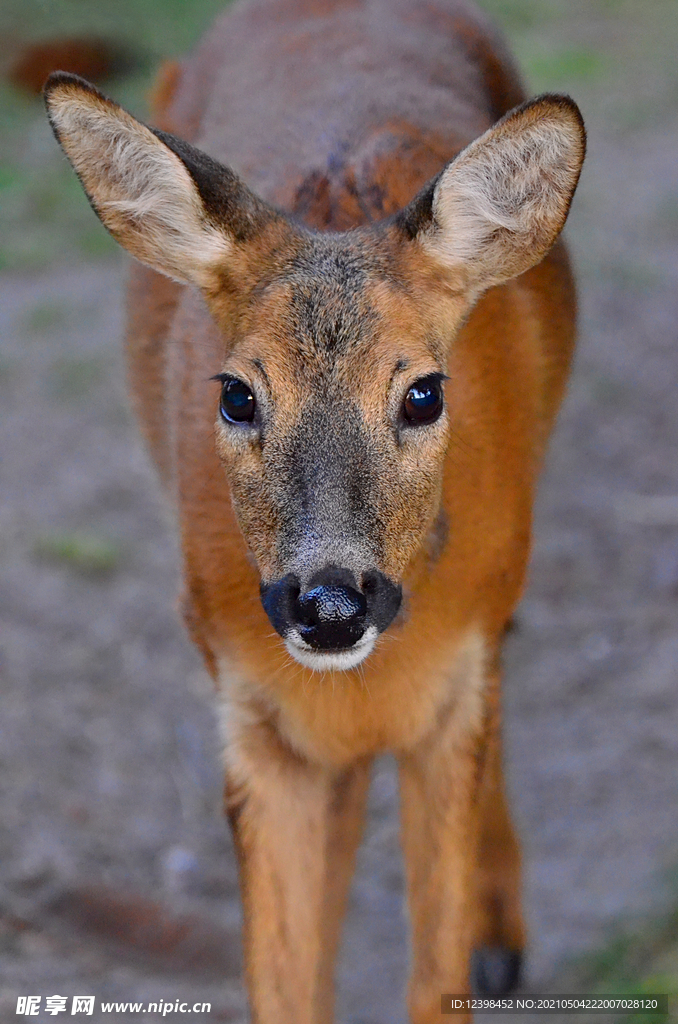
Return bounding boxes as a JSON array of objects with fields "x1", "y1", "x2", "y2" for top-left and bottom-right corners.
[
  {"x1": 402, "y1": 375, "x2": 444, "y2": 426},
  {"x1": 219, "y1": 377, "x2": 256, "y2": 424}
]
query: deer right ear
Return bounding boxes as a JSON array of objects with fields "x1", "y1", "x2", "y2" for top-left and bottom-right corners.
[
  {"x1": 44, "y1": 72, "x2": 275, "y2": 289},
  {"x1": 397, "y1": 94, "x2": 586, "y2": 296}
]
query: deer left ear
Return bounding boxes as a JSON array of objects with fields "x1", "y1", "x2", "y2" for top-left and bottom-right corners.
[
  {"x1": 398, "y1": 94, "x2": 586, "y2": 294},
  {"x1": 44, "y1": 72, "x2": 277, "y2": 289}
]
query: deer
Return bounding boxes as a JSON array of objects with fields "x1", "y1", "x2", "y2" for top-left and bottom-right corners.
[{"x1": 44, "y1": 0, "x2": 585, "y2": 1019}]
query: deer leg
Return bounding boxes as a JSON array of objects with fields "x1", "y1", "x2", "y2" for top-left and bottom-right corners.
[
  {"x1": 397, "y1": 663, "x2": 490, "y2": 1024},
  {"x1": 315, "y1": 757, "x2": 373, "y2": 1024},
  {"x1": 225, "y1": 708, "x2": 370, "y2": 1024},
  {"x1": 473, "y1": 671, "x2": 525, "y2": 995}
]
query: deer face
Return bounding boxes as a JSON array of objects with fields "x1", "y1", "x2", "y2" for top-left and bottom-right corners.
[
  {"x1": 209, "y1": 232, "x2": 461, "y2": 668},
  {"x1": 44, "y1": 73, "x2": 585, "y2": 669}
]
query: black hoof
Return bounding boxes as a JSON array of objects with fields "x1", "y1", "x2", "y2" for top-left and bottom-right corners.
[{"x1": 471, "y1": 946, "x2": 523, "y2": 996}]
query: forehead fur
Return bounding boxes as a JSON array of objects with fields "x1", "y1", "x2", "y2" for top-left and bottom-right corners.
[
  {"x1": 278, "y1": 231, "x2": 397, "y2": 359},
  {"x1": 211, "y1": 220, "x2": 466, "y2": 389}
]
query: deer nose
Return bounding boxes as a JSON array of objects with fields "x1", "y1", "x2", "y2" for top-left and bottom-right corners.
[
  {"x1": 260, "y1": 565, "x2": 402, "y2": 654},
  {"x1": 294, "y1": 575, "x2": 367, "y2": 650}
]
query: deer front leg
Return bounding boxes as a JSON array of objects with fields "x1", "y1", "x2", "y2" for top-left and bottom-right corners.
[
  {"x1": 224, "y1": 707, "x2": 370, "y2": 1024},
  {"x1": 397, "y1": 666, "x2": 490, "y2": 1024},
  {"x1": 473, "y1": 670, "x2": 525, "y2": 995},
  {"x1": 315, "y1": 757, "x2": 373, "y2": 1024}
]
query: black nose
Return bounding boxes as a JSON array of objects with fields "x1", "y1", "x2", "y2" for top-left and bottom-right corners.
[
  {"x1": 295, "y1": 569, "x2": 367, "y2": 650},
  {"x1": 260, "y1": 565, "x2": 402, "y2": 651}
]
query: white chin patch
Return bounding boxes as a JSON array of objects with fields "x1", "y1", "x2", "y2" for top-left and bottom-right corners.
[{"x1": 284, "y1": 626, "x2": 378, "y2": 672}]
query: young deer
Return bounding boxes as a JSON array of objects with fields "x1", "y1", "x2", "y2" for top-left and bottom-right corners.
[{"x1": 44, "y1": 0, "x2": 585, "y2": 1019}]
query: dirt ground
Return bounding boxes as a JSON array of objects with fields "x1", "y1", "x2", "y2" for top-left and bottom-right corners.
[{"x1": 1, "y1": 1, "x2": 678, "y2": 1022}]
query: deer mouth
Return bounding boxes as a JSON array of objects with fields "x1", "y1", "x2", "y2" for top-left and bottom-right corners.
[{"x1": 283, "y1": 625, "x2": 379, "y2": 672}]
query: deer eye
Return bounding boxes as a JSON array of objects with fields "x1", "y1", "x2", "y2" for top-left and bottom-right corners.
[
  {"x1": 402, "y1": 375, "x2": 444, "y2": 426},
  {"x1": 217, "y1": 376, "x2": 256, "y2": 424}
]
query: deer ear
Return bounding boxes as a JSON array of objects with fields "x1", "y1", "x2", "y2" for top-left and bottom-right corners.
[
  {"x1": 44, "y1": 72, "x2": 274, "y2": 288},
  {"x1": 398, "y1": 94, "x2": 586, "y2": 293}
]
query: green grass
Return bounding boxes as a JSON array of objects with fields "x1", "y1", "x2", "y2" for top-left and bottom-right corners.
[
  {"x1": 48, "y1": 355, "x2": 109, "y2": 402},
  {"x1": 23, "y1": 300, "x2": 73, "y2": 335},
  {"x1": 483, "y1": 0, "x2": 678, "y2": 128},
  {"x1": 555, "y1": 871, "x2": 678, "y2": 1024},
  {"x1": 574, "y1": 935, "x2": 677, "y2": 1024},
  {"x1": 33, "y1": 531, "x2": 124, "y2": 577},
  {"x1": 22, "y1": 297, "x2": 104, "y2": 336},
  {"x1": 521, "y1": 47, "x2": 608, "y2": 92}
]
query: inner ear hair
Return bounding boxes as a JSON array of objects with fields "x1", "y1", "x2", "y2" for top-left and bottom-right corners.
[
  {"x1": 400, "y1": 94, "x2": 586, "y2": 292},
  {"x1": 44, "y1": 72, "x2": 273, "y2": 287}
]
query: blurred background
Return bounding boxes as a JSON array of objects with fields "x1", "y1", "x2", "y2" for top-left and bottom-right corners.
[{"x1": 1, "y1": 0, "x2": 678, "y2": 1020}]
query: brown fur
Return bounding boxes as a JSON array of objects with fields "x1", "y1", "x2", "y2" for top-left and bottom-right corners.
[
  {"x1": 7, "y1": 37, "x2": 137, "y2": 95},
  {"x1": 43, "y1": 1, "x2": 586, "y2": 1020}
]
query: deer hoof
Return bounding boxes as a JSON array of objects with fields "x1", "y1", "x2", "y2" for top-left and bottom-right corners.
[{"x1": 471, "y1": 946, "x2": 523, "y2": 996}]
